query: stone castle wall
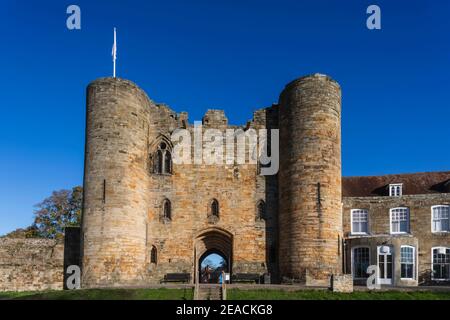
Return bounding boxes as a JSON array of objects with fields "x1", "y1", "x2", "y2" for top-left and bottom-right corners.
[
  {"x1": 82, "y1": 78, "x2": 152, "y2": 287},
  {"x1": 278, "y1": 74, "x2": 342, "y2": 283},
  {"x1": 81, "y1": 78, "x2": 283, "y2": 287},
  {"x1": 0, "y1": 238, "x2": 64, "y2": 292}
]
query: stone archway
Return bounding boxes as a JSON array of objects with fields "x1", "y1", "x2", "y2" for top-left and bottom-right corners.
[
  {"x1": 198, "y1": 250, "x2": 229, "y2": 283},
  {"x1": 193, "y1": 227, "x2": 233, "y2": 284}
]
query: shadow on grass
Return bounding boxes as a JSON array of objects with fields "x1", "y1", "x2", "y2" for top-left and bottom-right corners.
[
  {"x1": 3, "y1": 288, "x2": 450, "y2": 300},
  {"x1": 227, "y1": 289, "x2": 450, "y2": 300},
  {"x1": 0, "y1": 288, "x2": 194, "y2": 300}
]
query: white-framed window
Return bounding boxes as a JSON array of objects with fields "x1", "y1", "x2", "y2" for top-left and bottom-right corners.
[
  {"x1": 351, "y1": 209, "x2": 369, "y2": 234},
  {"x1": 400, "y1": 246, "x2": 415, "y2": 279},
  {"x1": 390, "y1": 207, "x2": 410, "y2": 234},
  {"x1": 352, "y1": 247, "x2": 370, "y2": 279},
  {"x1": 432, "y1": 205, "x2": 450, "y2": 233},
  {"x1": 389, "y1": 183, "x2": 403, "y2": 197},
  {"x1": 432, "y1": 247, "x2": 450, "y2": 280}
]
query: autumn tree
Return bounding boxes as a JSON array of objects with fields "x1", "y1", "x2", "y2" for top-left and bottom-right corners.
[
  {"x1": 2, "y1": 186, "x2": 82, "y2": 239},
  {"x1": 2, "y1": 225, "x2": 40, "y2": 239},
  {"x1": 32, "y1": 186, "x2": 82, "y2": 239}
]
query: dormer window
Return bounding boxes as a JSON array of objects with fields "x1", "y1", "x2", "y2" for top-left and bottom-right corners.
[{"x1": 389, "y1": 184, "x2": 403, "y2": 197}]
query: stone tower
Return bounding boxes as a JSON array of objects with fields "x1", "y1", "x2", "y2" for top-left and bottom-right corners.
[
  {"x1": 81, "y1": 78, "x2": 152, "y2": 287},
  {"x1": 278, "y1": 74, "x2": 342, "y2": 284}
]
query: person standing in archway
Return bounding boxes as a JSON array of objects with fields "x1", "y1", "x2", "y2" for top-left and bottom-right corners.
[{"x1": 202, "y1": 264, "x2": 211, "y2": 283}]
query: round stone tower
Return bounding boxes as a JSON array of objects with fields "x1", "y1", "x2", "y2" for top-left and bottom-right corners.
[
  {"x1": 81, "y1": 78, "x2": 152, "y2": 287},
  {"x1": 278, "y1": 74, "x2": 342, "y2": 284}
]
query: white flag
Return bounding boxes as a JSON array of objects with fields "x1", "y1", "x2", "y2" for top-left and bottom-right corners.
[
  {"x1": 112, "y1": 28, "x2": 117, "y2": 61},
  {"x1": 112, "y1": 28, "x2": 117, "y2": 77}
]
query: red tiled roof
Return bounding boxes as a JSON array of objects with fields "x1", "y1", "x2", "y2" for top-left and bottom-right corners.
[{"x1": 342, "y1": 171, "x2": 450, "y2": 197}]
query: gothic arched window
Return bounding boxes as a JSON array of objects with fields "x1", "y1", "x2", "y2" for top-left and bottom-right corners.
[
  {"x1": 150, "y1": 246, "x2": 157, "y2": 264},
  {"x1": 256, "y1": 200, "x2": 266, "y2": 221},
  {"x1": 153, "y1": 142, "x2": 172, "y2": 175},
  {"x1": 155, "y1": 150, "x2": 163, "y2": 173},
  {"x1": 211, "y1": 199, "x2": 219, "y2": 217},
  {"x1": 162, "y1": 199, "x2": 171, "y2": 222},
  {"x1": 164, "y1": 151, "x2": 172, "y2": 174},
  {"x1": 207, "y1": 199, "x2": 219, "y2": 224}
]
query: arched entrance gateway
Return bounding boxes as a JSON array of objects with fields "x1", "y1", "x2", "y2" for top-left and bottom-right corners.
[
  {"x1": 198, "y1": 251, "x2": 228, "y2": 283},
  {"x1": 194, "y1": 228, "x2": 233, "y2": 284}
]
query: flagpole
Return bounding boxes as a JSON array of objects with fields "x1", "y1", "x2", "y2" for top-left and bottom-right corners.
[{"x1": 112, "y1": 27, "x2": 117, "y2": 78}]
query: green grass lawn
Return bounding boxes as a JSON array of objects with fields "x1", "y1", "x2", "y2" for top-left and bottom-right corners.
[
  {"x1": 227, "y1": 289, "x2": 450, "y2": 300},
  {"x1": 0, "y1": 288, "x2": 193, "y2": 300},
  {"x1": 2, "y1": 288, "x2": 450, "y2": 300}
]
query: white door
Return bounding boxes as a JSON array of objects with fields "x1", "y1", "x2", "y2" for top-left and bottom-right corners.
[{"x1": 377, "y1": 246, "x2": 393, "y2": 285}]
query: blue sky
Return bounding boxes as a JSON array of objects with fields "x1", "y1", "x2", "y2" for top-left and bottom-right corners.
[
  {"x1": 201, "y1": 253, "x2": 226, "y2": 269},
  {"x1": 0, "y1": 0, "x2": 449, "y2": 235}
]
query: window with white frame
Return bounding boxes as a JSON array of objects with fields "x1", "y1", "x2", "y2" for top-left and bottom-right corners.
[
  {"x1": 432, "y1": 205, "x2": 450, "y2": 232},
  {"x1": 351, "y1": 209, "x2": 369, "y2": 234},
  {"x1": 390, "y1": 207, "x2": 410, "y2": 234},
  {"x1": 389, "y1": 184, "x2": 403, "y2": 197},
  {"x1": 432, "y1": 247, "x2": 450, "y2": 280},
  {"x1": 352, "y1": 247, "x2": 370, "y2": 279},
  {"x1": 400, "y1": 246, "x2": 415, "y2": 279}
]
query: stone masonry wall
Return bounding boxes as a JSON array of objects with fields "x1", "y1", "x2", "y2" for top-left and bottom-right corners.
[
  {"x1": 82, "y1": 77, "x2": 280, "y2": 287},
  {"x1": 278, "y1": 74, "x2": 342, "y2": 283},
  {"x1": 331, "y1": 274, "x2": 353, "y2": 292},
  {"x1": 0, "y1": 238, "x2": 64, "y2": 291},
  {"x1": 343, "y1": 194, "x2": 450, "y2": 285},
  {"x1": 82, "y1": 78, "x2": 152, "y2": 287},
  {"x1": 145, "y1": 107, "x2": 278, "y2": 283}
]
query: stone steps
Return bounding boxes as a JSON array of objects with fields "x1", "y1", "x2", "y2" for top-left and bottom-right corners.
[{"x1": 197, "y1": 284, "x2": 223, "y2": 300}]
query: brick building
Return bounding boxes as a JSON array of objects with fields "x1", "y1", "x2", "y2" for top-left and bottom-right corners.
[{"x1": 80, "y1": 74, "x2": 450, "y2": 288}]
